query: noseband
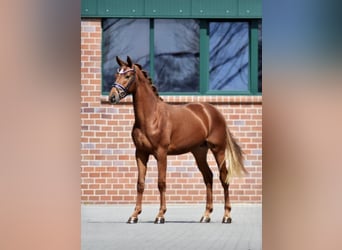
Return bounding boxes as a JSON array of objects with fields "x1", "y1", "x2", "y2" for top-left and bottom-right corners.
[{"x1": 112, "y1": 68, "x2": 136, "y2": 100}]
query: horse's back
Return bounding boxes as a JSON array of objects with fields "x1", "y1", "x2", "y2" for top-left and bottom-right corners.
[
  {"x1": 184, "y1": 102, "x2": 226, "y2": 127},
  {"x1": 167, "y1": 102, "x2": 226, "y2": 130}
]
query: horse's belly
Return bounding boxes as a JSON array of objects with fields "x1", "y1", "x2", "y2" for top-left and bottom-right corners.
[{"x1": 167, "y1": 146, "x2": 197, "y2": 155}]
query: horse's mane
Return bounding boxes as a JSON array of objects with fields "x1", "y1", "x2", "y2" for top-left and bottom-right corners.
[{"x1": 134, "y1": 63, "x2": 163, "y2": 101}]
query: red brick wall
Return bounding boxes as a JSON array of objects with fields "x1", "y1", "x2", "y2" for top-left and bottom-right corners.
[{"x1": 81, "y1": 19, "x2": 262, "y2": 204}]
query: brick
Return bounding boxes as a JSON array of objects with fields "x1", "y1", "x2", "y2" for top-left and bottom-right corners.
[
  {"x1": 95, "y1": 190, "x2": 105, "y2": 195},
  {"x1": 89, "y1": 196, "x2": 99, "y2": 201},
  {"x1": 83, "y1": 190, "x2": 94, "y2": 195},
  {"x1": 100, "y1": 196, "x2": 111, "y2": 201},
  {"x1": 95, "y1": 179, "x2": 105, "y2": 184},
  {"x1": 101, "y1": 184, "x2": 112, "y2": 189},
  {"x1": 101, "y1": 172, "x2": 112, "y2": 178},
  {"x1": 240, "y1": 196, "x2": 250, "y2": 201}
]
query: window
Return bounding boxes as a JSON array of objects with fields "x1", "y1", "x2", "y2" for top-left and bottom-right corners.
[
  {"x1": 209, "y1": 22, "x2": 249, "y2": 91},
  {"x1": 102, "y1": 18, "x2": 261, "y2": 95},
  {"x1": 154, "y1": 19, "x2": 200, "y2": 92}
]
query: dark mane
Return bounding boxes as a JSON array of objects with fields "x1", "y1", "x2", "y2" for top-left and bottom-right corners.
[{"x1": 135, "y1": 64, "x2": 163, "y2": 101}]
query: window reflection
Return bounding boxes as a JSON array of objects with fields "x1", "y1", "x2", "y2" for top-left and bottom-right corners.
[
  {"x1": 102, "y1": 19, "x2": 149, "y2": 93},
  {"x1": 209, "y1": 22, "x2": 249, "y2": 91},
  {"x1": 154, "y1": 19, "x2": 200, "y2": 92},
  {"x1": 258, "y1": 21, "x2": 262, "y2": 93}
]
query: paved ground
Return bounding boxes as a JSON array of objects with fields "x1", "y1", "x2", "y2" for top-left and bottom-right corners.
[{"x1": 82, "y1": 204, "x2": 262, "y2": 250}]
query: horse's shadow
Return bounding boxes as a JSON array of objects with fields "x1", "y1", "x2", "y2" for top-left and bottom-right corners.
[
  {"x1": 141, "y1": 220, "x2": 199, "y2": 224},
  {"x1": 87, "y1": 220, "x2": 199, "y2": 224}
]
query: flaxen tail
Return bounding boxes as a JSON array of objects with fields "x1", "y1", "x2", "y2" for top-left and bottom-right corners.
[{"x1": 224, "y1": 129, "x2": 248, "y2": 184}]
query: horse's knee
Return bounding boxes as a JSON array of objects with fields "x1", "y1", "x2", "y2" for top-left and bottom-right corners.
[
  {"x1": 158, "y1": 181, "x2": 166, "y2": 192},
  {"x1": 137, "y1": 181, "x2": 145, "y2": 193}
]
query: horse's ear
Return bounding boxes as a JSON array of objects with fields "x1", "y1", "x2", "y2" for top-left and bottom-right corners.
[
  {"x1": 127, "y1": 56, "x2": 133, "y2": 68},
  {"x1": 116, "y1": 56, "x2": 126, "y2": 66}
]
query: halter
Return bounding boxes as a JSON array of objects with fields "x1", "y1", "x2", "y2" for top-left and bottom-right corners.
[{"x1": 111, "y1": 67, "x2": 136, "y2": 100}]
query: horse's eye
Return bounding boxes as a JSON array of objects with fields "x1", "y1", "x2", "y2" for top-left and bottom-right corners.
[{"x1": 125, "y1": 75, "x2": 130, "y2": 79}]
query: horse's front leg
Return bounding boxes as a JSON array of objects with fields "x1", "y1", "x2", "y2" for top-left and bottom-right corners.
[
  {"x1": 154, "y1": 151, "x2": 167, "y2": 224},
  {"x1": 127, "y1": 150, "x2": 149, "y2": 224}
]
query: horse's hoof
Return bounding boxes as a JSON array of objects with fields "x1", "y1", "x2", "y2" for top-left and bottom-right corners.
[
  {"x1": 222, "y1": 217, "x2": 232, "y2": 224},
  {"x1": 154, "y1": 217, "x2": 165, "y2": 224},
  {"x1": 200, "y1": 216, "x2": 211, "y2": 223},
  {"x1": 127, "y1": 217, "x2": 138, "y2": 224}
]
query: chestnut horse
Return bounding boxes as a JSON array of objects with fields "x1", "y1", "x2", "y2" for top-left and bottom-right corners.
[{"x1": 109, "y1": 56, "x2": 247, "y2": 224}]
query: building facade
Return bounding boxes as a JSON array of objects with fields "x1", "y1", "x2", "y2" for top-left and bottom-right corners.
[{"x1": 81, "y1": 0, "x2": 262, "y2": 204}]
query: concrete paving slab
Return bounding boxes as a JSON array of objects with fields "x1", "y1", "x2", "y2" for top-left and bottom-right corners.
[{"x1": 82, "y1": 204, "x2": 261, "y2": 250}]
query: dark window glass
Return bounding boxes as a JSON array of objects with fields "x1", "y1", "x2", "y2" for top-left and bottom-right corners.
[
  {"x1": 209, "y1": 22, "x2": 249, "y2": 91},
  {"x1": 102, "y1": 19, "x2": 149, "y2": 93},
  {"x1": 258, "y1": 21, "x2": 262, "y2": 93},
  {"x1": 154, "y1": 19, "x2": 200, "y2": 92}
]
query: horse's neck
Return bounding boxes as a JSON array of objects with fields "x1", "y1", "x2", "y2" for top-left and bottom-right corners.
[{"x1": 132, "y1": 80, "x2": 160, "y2": 126}]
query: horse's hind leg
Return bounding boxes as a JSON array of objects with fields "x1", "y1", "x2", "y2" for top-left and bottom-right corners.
[
  {"x1": 127, "y1": 150, "x2": 149, "y2": 224},
  {"x1": 192, "y1": 146, "x2": 213, "y2": 223},
  {"x1": 211, "y1": 148, "x2": 232, "y2": 223}
]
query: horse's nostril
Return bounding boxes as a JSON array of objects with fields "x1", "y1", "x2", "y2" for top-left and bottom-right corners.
[{"x1": 110, "y1": 94, "x2": 119, "y2": 104}]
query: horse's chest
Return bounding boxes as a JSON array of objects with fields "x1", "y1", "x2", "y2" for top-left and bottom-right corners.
[{"x1": 132, "y1": 128, "x2": 156, "y2": 151}]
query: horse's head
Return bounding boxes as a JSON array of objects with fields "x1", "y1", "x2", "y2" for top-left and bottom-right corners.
[{"x1": 109, "y1": 56, "x2": 137, "y2": 104}]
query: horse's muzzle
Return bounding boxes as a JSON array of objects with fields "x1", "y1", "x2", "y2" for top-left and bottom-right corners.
[
  {"x1": 108, "y1": 87, "x2": 122, "y2": 104},
  {"x1": 109, "y1": 91, "x2": 120, "y2": 104}
]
